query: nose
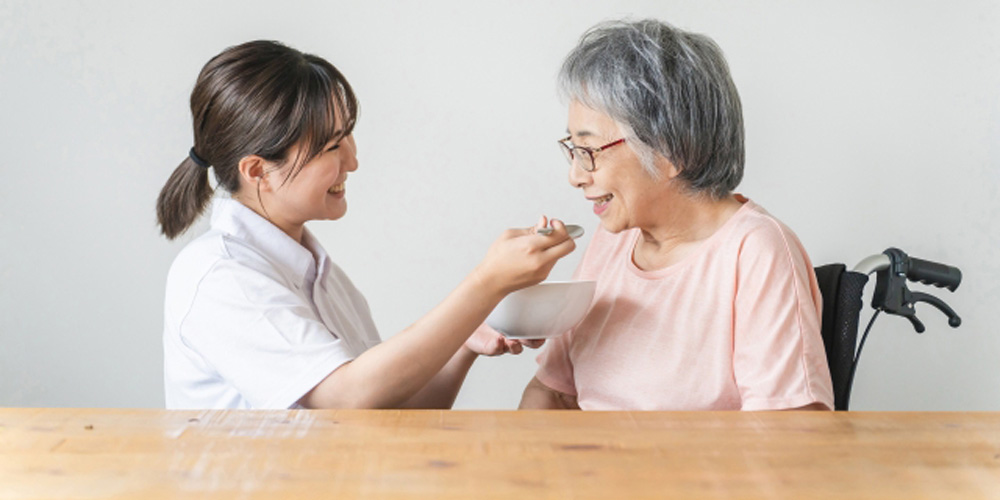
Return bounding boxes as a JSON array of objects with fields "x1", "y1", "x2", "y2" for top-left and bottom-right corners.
[
  {"x1": 343, "y1": 134, "x2": 359, "y2": 172},
  {"x1": 567, "y1": 160, "x2": 591, "y2": 189}
]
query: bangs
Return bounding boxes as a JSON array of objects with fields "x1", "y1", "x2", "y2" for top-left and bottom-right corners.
[{"x1": 279, "y1": 58, "x2": 359, "y2": 185}]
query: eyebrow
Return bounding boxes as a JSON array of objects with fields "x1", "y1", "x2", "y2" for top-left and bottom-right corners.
[{"x1": 566, "y1": 129, "x2": 597, "y2": 139}]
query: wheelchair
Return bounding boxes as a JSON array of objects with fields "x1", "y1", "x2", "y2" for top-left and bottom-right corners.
[{"x1": 815, "y1": 248, "x2": 963, "y2": 410}]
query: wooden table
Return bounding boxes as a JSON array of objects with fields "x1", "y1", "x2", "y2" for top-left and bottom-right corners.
[{"x1": 1, "y1": 409, "x2": 998, "y2": 499}]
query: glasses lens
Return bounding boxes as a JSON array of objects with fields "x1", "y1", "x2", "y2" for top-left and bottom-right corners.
[
  {"x1": 579, "y1": 150, "x2": 595, "y2": 172},
  {"x1": 558, "y1": 141, "x2": 574, "y2": 164}
]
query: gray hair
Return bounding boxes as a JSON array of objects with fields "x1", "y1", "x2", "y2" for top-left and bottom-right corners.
[{"x1": 559, "y1": 19, "x2": 744, "y2": 199}]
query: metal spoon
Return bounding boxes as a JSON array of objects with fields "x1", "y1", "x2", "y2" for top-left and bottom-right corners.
[{"x1": 536, "y1": 224, "x2": 584, "y2": 239}]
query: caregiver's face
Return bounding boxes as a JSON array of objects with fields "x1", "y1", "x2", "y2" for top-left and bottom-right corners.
[
  {"x1": 282, "y1": 134, "x2": 359, "y2": 224},
  {"x1": 565, "y1": 100, "x2": 667, "y2": 234}
]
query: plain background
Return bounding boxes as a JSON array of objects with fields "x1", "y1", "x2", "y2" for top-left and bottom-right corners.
[{"x1": 1, "y1": 0, "x2": 997, "y2": 410}]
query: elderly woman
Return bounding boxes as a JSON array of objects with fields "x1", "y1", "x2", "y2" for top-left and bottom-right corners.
[{"x1": 518, "y1": 19, "x2": 834, "y2": 411}]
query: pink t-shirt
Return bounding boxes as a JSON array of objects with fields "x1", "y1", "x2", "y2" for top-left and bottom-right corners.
[{"x1": 535, "y1": 198, "x2": 834, "y2": 410}]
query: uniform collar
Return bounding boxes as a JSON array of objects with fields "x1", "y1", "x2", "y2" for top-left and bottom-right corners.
[{"x1": 210, "y1": 197, "x2": 329, "y2": 286}]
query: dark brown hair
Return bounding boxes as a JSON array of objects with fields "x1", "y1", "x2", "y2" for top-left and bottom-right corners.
[{"x1": 156, "y1": 40, "x2": 358, "y2": 239}]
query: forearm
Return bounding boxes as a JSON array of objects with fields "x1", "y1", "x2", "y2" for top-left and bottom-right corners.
[
  {"x1": 400, "y1": 345, "x2": 479, "y2": 409},
  {"x1": 518, "y1": 376, "x2": 579, "y2": 410},
  {"x1": 301, "y1": 271, "x2": 503, "y2": 409}
]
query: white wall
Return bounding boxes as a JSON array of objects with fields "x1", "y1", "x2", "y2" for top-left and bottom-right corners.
[{"x1": 1, "y1": 0, "x2": 997, "y2": 410}]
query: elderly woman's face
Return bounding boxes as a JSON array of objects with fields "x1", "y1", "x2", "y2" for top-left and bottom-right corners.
[{"x1": 566, "y1": 101, "x2": 676, "y2": 234}]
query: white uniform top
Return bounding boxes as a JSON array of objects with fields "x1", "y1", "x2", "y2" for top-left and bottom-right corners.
[{"x1": 163, "y1": 197, "x2": 381, "y2": 409}]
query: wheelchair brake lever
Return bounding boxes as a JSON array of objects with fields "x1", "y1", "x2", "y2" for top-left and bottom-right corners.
[
  {"x1": 874, "y1": 282, "x2": 926, "y2": 333},
  {"x1": 910, "y1": 291, "x2": 962, "y2": 328},
  {"x1": 903, "y1": 312, "x2": 926, "y2": 334}
]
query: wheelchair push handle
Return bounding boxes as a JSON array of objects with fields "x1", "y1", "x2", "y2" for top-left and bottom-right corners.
[
  {"x1": 851, "y1": 249, "x2": 962, "y2": 291},
  {"x1": 880, "y1": 248, "x2": 962, "y2": 291},
  {"x1": 907, "y1": 257, "x2": 962, "y2": 292},
  {"x1": 866, "y1": 247, "x2": 963, "y2": 333}
]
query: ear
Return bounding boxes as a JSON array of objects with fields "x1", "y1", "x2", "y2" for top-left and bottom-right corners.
[
  {"x1": 654, "y1": 154, "x2": 682, "y2": 180},
  {"x1": 237, "y1": 155, "x2": 273, "y2": 192}
]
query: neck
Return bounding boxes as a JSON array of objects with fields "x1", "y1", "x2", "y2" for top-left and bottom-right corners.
[
  {"x1": 234, "y1": 193, "x2": 305, "y2": 244},
  {"x1": 634, "y1": 193, "x2": 742, "y2": 269}
]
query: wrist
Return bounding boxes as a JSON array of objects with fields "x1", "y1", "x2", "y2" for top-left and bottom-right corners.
[
  {"x1": 467, "y1": 264, "x2": 507, "y2": 305},
  {"x1": 459, "y1": 343, "x2": 479, "y2": 359}
]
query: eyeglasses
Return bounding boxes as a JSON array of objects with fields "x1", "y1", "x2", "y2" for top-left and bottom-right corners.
[{"x1": 557, "y1": 136, "x2": 626, "y2": 172}]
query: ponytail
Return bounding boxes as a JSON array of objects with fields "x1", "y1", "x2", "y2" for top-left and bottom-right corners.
[{"x1": 156, "y1": 156, "x2": 213, "y2": 240}]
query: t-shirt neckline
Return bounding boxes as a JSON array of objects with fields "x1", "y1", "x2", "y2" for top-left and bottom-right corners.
[{"x1": 626, "y1": 195, "x2": 753, "y2": 280}]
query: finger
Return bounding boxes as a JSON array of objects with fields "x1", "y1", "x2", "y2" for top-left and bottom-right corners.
[
  {"x1": 535, "y1": 215, "x2": 548, "y2": 231},
  {"x1": 523, "y1": 215, "x2": 549, "y2": 236},
  {"x1": 495, "y1": 336, "x2": 507, "y2": 355},
  {"x1": 522, "y1": 339, "x2": 545, "y2": 349},
  {"x1": 547, "y1": 219, "x2": 572, "y2": 240},
  {"x1": 541, "y1": 232, "x2": 577, "y2": 258},
  {"x1": 512, "y1": 214, "x2": 551, "y2": 238},
  {"x1": 527, "y1": 219, "x2": 573, "y2": 249},
  {"x1": 507, "y1": 339, "x2": 524, "y2": 355}
]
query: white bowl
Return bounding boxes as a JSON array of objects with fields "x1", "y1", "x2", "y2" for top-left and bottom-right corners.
[{"x1": 485, "y1": 281, "x2": 596, "y2": 339}]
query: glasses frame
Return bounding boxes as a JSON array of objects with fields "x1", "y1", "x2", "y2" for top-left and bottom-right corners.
[{"x1": 558, "y1": 136, "x2": 626, "y2": 172}]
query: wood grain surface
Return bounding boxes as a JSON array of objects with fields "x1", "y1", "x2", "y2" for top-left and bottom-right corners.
[{"x1": 1, "y1": 409, "x2": 998, "y2": 499}]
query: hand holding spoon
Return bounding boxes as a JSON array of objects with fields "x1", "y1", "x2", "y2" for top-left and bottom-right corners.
[{"x1": 536, "y1": 224, "x2": 584, "y2": 239}]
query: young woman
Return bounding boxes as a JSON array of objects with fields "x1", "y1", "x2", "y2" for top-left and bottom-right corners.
[{"x1": 157, "y1": 40, "x2": 575, "y2": 410}]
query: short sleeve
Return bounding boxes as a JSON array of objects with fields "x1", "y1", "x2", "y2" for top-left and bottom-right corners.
[
  {"x1": 732, "y1": 222, "x2": 834, "y2": 410},
  {"x1": 179, "y1": 260, "x2": 355, "y2": 409}
]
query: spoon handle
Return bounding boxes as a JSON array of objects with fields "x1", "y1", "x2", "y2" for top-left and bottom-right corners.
[{"x1": 536, "y1": 224, "x2": 584, "y2": 239}]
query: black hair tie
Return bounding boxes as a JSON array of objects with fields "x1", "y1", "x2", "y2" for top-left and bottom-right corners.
[{"x1": 189, "y1": 147, "x2": 210, "y2": 169}]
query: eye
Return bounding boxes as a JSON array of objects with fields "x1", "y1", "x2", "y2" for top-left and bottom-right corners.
[{"x1": 325, "y1": 143, "x2": 341, "y2": 153}]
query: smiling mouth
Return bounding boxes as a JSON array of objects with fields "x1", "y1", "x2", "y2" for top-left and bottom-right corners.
[
  {"x1": 328, "y1": 183, "x2": 345, "y2": 194},
  {"x1": 592, "y1": 194, "x2": 613, "y2": 206}
]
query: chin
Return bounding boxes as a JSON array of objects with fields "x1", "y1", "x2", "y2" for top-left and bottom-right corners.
[
  {"x1": 324, "y1": 201, "x2": 347, "y2": 221},
  {"x1": 599, "y1": 218, "x2": 628, "y2": 234}
]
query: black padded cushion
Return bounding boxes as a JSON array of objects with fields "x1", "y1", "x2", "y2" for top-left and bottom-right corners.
[{"x1": 814, "y1": 264, "x2": 869, "y2": 410}]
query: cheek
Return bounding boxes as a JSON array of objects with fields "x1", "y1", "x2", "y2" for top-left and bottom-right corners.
[
  {"x1": 310, "y1": 164, "x2": 339, "y2": 190},
  {"x1": 616, "y1": 178, "x2": 657, "y2": 215},
  {"x1": 325, "y1": 161, "x2": 343, "y2": 182}
]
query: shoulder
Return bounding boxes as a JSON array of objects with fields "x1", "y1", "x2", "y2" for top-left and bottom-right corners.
[
  {"x1": 724, "y1": 201, "x2": 815, "y2": 283},
  {"x1": 729, "y1": 202, "x2": 806, "y2": 258},
  {"x1": 166, "y1": 230, "x2": 228, "y2": 292},
  {"x1": 170, "y1": 230, "x2": 265, "y2": 277},
  {"x1": 166, "y1": 230, "x2": 291, "y2": 307}
]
